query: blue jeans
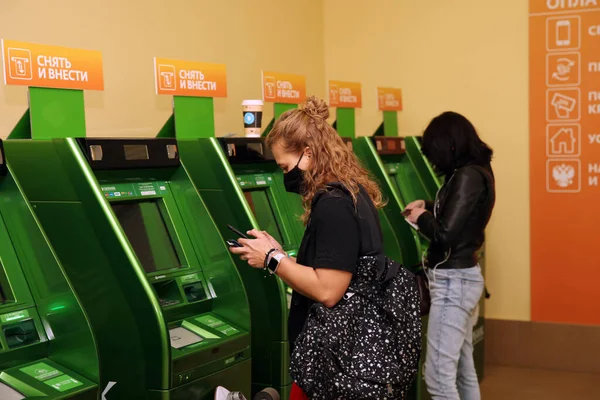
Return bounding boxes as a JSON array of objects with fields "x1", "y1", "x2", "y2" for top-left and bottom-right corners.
[{"x1": 424, "y1": 266, "x2": 484, "y2": 400}]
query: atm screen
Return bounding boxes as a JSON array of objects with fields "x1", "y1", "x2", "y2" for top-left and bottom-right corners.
[
  {"x1": 112, "y1": 200, "x2": 182, "y2": 274},
  {"x1": 243, "y1": 190, "x2": 284, "y2": 245}
]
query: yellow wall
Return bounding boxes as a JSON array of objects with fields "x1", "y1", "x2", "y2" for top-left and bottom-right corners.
[
  {"x1": 0, "y1": 0, "x2": 325, "y2": 138},
  {"x1": 0, "y1": 0, "x2": 530, "y2": 321},
  {"x1": 324, "y1": 0, "x2": 530, "y2": 321}
]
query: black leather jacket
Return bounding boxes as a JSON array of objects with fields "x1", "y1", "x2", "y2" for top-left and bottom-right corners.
[{"x1": 417, "y1": 165, "x2": 495, "y2": 269}]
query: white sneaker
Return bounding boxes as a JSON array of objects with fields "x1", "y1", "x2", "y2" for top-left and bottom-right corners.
[
  {"x1": 214, "y1": 386, "x2": 230, "y2": 400},
  {"x1": 214, "y1": 386, "x2": 248, "y2": 400}
]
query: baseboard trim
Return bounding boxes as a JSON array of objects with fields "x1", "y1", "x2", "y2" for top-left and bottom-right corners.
[{"x1": 485, "y1": 319, "x2": 600, "y2": 374}]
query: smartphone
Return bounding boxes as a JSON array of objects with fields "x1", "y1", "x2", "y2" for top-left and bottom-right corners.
[
  {"x1": 405, "y1": 218, "x2": 420, "y2": 231},
  {"x1": 227, "y1": 224, "x2": 248, "y2": 239},
  {"x1": 556, "y1": 20, "x2": 571, "y2": 47},
  {"x1": 226, "y1": 239, "x2": 243, "y2": 248}
]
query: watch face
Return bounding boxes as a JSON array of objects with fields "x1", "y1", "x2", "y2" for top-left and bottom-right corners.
[{"x1": 268, "y1": 253, "x2": 283, "y2": 272}]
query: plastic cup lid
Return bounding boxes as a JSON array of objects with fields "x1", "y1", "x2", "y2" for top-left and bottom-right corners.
[{"x1": 241, "y1": 99, "x2": 264, "y2": 106}]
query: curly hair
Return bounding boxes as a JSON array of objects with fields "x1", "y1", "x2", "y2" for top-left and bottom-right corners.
[{"x1": 266, "y1": 95, "x2": 384, "y2": 224}]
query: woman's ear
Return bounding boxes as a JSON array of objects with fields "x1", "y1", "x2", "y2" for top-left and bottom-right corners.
[{"x1": 300, "y1": 147, "x2": 313, "y2": 171}]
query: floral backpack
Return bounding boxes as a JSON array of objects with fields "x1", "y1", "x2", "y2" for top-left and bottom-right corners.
[{"x1": 290, "y1": 184, "x2": 422, "y2": 399}]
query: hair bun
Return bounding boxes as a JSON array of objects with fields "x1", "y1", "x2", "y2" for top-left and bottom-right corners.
[{"x1": 302, "y1": 96, "x2": 329, "y2": 121}]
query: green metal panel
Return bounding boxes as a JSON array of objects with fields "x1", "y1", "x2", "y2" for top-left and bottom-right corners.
[
  {"x1": 0, "y1": 171, "x2": 99, "y2": 381},
  {"x1": 336, "y1": 108, "x2": 356, "y2": 138},
  {"x1": 383, "y1": 111, "x2": 399, "y2": 137},
  {"x1": 352, "y1": 137, "x2": 421, "y2": 267},
  {"x1": 157, "y1": 114, "x2": 176, "y2": 138},
  {"x1": 274, "y1": 103, "x2": 296, "y2": 119},
  {"x1": 7, "y1": 138, "x2": 170, "y2": 398},
  {"x1": 0, "y1": 143, "x2": 99, "y2": 398},
  {"x1": 262, "y1": 103, "x2": 298, "y2": 136},
  {"x1": 28, "y1": 88, "x2": 86, "y2": 140},
  {"x1": 382, "y1": 159, "x2": 431, "y2": 207},
  {"x1": 172, "y1": 96, "x2": 216, "y2": 139},
  {"x1": 0, "y1": 205, "x2": 34, "y2": 313},
  {"x1": 5, "y1": 137, "x2": 251, "y2": 398},
  {"x1": 178, "y1": 138, "x2": 292, "y2": 398},
  {"x1": 404, "y1": 136, "x2": 442, "y2": 199}
]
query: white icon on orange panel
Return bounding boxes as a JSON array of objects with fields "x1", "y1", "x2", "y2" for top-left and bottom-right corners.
[
  {"x1": 547, "y1": 159, "x2": 580, "y2": 193},
  {"x1": 158, "y1": 65, "x2": 176, "y2": 91},
  {"x1": 330, "y1": 85, "x2": 339, "y2": 105},
  {"x1": 546, "y1": 16, "x2": 580, "y2": 51},
  {"x1": 7, "y1": 48, "x2": 32, "y2": 80},
  {"x1": 547, "y1": 88, "x2": 580, "y2": 121},
  {"x1": 546, "y1": 52, "x2": 580, "y2": 87},
  {"x1": 264, "y1": 76, "x2": 276, "y2": 99},
  {"x1": 546, "y1": 124, "x2": 580, "y2": 157}
]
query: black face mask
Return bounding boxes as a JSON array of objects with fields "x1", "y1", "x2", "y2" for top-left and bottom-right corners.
[{"x1": 283, "y1": 153, "x2": 305, "y2": 194}]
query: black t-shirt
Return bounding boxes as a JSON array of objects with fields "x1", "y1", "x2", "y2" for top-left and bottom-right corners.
[{"x1": 287, "y1": 184, "x2": 383, "y2": 352}]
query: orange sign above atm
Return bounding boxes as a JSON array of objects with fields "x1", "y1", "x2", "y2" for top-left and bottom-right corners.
[
  {"x1": 262, "y1": 71, "x2": 306, "y2": 104},
  {"x1": 1, "y1": 39, "x2": 104, "y2": 90},
  {"x1": 154, "y1": 57, "x2": 227, "y2": 97},
  {"x1": 377, "y1": 87, "x2": 403, "y2": 111},
  {"x1": 329, "y1": 80, "x2": 362, "y2": 108}
]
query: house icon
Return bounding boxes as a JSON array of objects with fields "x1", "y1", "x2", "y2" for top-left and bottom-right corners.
[{"x1": 550, "y1": 127, "x2": 577, "y2": 154}]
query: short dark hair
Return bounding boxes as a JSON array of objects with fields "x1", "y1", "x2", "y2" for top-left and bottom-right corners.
[{"x1": 421, "y1": 111, "x2": 493, "y2": 175}]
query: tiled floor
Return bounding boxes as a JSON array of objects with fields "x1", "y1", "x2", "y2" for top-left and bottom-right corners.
[{"x1": 480, "y1": 365, "x2": 600, "y2": 399}]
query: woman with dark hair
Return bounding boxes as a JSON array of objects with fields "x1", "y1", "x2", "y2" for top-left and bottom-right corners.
[{"x1": 405, "y1": 112, "x2": 495, "y2": 400}]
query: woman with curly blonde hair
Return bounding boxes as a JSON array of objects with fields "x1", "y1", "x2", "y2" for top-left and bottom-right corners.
[{"x1": 230, "y1": 95, "x2": 385, "y2": 399}]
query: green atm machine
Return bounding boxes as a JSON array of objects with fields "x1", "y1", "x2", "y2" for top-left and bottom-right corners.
[
  {"x1": 179, "y1": 137, "x2": 300, "y2": 398},
  {"x1": 351, "y1": 137, "x2": 422, "y2": 267},
  {"x1": 0, "y1": 140, "x2": 98, "y2": 399},
  {"x1": 6, "y1": 136, "x2": 251, "y2": 399},
  {"x1": 403, "y1": 135, "x2": 487, "y2": 383}
]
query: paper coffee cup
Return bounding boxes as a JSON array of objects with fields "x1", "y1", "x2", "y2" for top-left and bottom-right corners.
[{"x1": 242, "y1": 100, "x2": 264, "y2": 137}]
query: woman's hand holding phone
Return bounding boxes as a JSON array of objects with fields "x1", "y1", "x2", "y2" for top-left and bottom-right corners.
[
  {"x1": 227, "y1": 226, "x2": 285, "y2": 269},
  {"x1": 403, "y1": 199, "x2": 427, "y2": 225},
  {"x1": 406, "y1": 208, "x2": 426, "y2": 224},
  {"x1": 405, "y1": 199, "x2": 425, "y2": 211},
  {"x1": 248, "y1": 229, "x2": 283, "y2": 252}
]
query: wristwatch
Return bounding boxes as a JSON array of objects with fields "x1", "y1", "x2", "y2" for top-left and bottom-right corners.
[{"x1": 267, "y1": 252, "x2": 286, "y2": 274}]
